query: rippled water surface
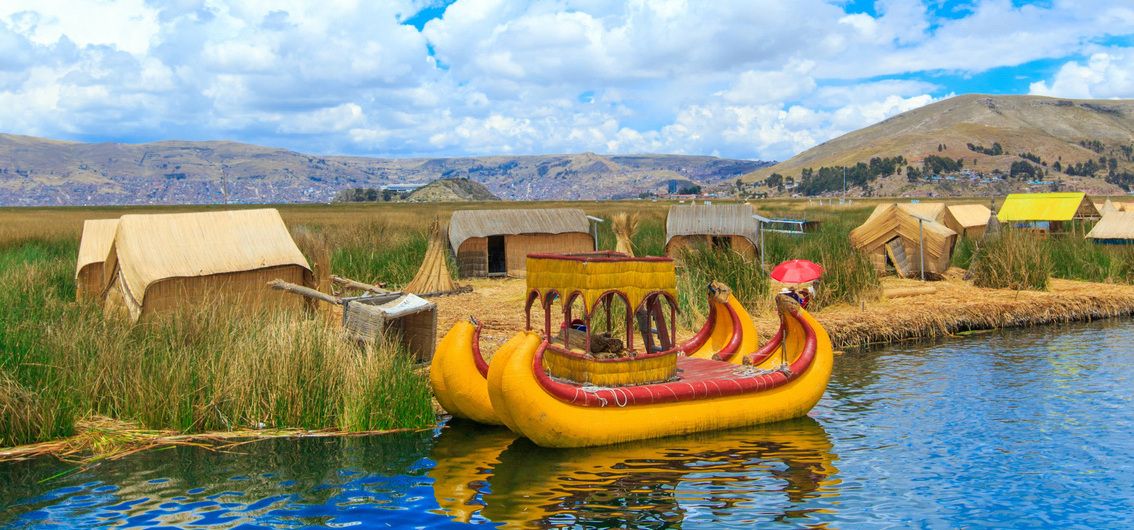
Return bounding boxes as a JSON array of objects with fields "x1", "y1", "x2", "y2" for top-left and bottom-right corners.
[{"x1": 3, "y1": 320, "x2": 1133, "y2": 528}]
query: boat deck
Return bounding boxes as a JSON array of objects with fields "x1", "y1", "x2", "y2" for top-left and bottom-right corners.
[{"x1": 538, "y1": 355, "x2": 794, "y2": 408}]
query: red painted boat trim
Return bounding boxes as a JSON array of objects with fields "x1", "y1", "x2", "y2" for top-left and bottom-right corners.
[
  {"x1": 471, "y1": 320, "x2": 489, "y2": 379},
  {"x1": 533, "y1": 306, "x2": 818, "y2": 408},
  {"x1": 714, "y1": 301, "x2": 744, "y2": 362},
  {"x1": 678, "y1": 297, "x2": 716, "y2": 354},
  {"x1": 744, "y1": 326, "x2": 784, "y2": 366}
]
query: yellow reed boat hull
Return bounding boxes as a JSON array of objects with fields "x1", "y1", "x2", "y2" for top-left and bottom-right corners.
[
  {"x1": 491, "y1": 304, "x2": 832, "y2": 448},
  {"x1": 430, "y1": 321, "x2": 528, "y2": 425}
]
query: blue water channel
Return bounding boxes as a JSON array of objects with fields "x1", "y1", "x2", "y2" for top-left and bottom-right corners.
[{"x1": 2, "y1": 320, "x2": 1133, "y2": 528}]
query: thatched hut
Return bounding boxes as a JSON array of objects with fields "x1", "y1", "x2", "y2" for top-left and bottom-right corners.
[
  {"x1": 942, "y1": 204, "x2": 993, "y2": 239},
  {"x1": 75, "y1": 218, "x2": 119, "y2": 300},
  {"x1": 997, "y1": 192, "x2": 1099, "y2": 233},
  {"x1": 850, "y1": 203, "x2": 957, "y2": 278},
  {"x1": 102, "y1": 209, "x2": 313, "y2": 321},
  {"x1": 664, "y1": 204, "x2": 760, "y2": 259},
  {"x1": 1086, "y1": 211, "x2": 1134, "y2": 244},
  {"x1": 448, "y1": 208, "x2": 594, "y2": 278}
]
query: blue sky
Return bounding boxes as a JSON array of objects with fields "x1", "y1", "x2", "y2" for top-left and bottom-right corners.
[{"x1": 0, "y1": 0, "x2": 1131, "y2": 161}]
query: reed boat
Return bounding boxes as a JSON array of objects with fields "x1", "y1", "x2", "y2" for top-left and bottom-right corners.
[{"x1": 430, "y1": 252, "x2": 833, "y2": 448}]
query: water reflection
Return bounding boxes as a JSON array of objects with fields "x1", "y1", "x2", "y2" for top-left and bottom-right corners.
[{"x1": 430, "y1": 417, "x2": 839, "y2": 528}]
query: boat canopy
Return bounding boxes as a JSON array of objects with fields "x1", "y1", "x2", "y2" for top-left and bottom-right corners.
[{"x1": 525, "y1": 252, "x2": 676, "y2": 315}]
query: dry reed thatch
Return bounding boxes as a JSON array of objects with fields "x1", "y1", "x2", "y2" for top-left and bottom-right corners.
[
  {"x1": 404, "y1": 218, "x2": 461, "y2": 294},
  {"x1": 103, "y1": 209, "x2": 313, "y2": 321},
  {"x1": 849, "y1": 203, "x2": 957, "y2": 277},
  {"x1": 75, "y1": 218, "x2": 119, "y2": 300},
  {"x1": 612, "y1": 212, "x2": 640, "y2": 256},
  {"x1": 1086, "y1": 211, "x2": 1134, "y2": 241},
  {"x1": 751, "y1": 275, "x2": 1134, "y2": 351},
  {"x1": 0, "y1": 414, "x2": 431, "y2": 465}
]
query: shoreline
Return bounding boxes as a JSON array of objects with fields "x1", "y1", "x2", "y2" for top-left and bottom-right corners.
[
  {"x1": 782, "y1": 273, "x2": 1134, "y2": 351},
  {"x1": 6, "y1": 274, "x2": 1134, "y2": 464},
  {"x1": 0, "y1": 416, "x2": 433, "y2": 465}
]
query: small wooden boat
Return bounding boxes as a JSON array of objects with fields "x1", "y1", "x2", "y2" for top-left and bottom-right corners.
[{"x1": 430, "y1": 252, "x2": 833, "y2": 448}]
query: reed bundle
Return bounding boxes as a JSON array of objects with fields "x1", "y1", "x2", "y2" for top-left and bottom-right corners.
[
  {"x1": 612, "y1": 212, "x2": 640, "y2": 257},
  {"x1": 404, "y1": 218, "x2": 460, "y2": 294}
]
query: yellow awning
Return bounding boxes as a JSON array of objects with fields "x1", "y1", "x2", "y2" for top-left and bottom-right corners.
[
  {"x1": 526, "y1": 253, "x2": 677, "y2": 314},
  {"x1": 997, "y1": 192, "x2": 1088, "y2": 222}
]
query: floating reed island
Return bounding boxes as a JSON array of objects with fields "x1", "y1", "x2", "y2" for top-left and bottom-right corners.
[{"x1": 750, "y1": 272, "x2": 1134, "y2": 350}]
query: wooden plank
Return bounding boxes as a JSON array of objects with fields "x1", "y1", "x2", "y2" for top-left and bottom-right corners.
[{"x1": 884, "y1": 238, "x2": 909, "y2": 278}]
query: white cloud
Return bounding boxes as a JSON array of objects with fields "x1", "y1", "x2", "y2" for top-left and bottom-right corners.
[
  {"x1": 0, "y1": 0, "x2": 1129, "y2": 162},
  {"x1": 1029, "y1": 52, "x2": 1134, "y2": 99}
]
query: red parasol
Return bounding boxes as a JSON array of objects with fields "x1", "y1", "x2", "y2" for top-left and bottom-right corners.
[{"x1": 770, "y1": 259, "x2": 824, "y2": 284}]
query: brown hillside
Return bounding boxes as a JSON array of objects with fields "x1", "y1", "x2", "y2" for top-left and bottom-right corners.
[
  {"x1": 407, "y1": 178, "x2": 500, "y2": 202},
  {"x1": 0, "y1": 134, "x2": 770, "y2": 206},
  {"x1": 744, "y1": 94, "x2": 1134, "y2": 194}
]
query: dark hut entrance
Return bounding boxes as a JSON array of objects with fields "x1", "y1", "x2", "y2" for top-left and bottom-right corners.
[{"x1": 487, "y1": 235, "x2": 507, "y2": 276}]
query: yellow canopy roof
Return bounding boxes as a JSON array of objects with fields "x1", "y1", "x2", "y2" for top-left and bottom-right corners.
[
  {"x1": 526, "y1": 253, "x2": 676, "y2": 315},
  {"x1": 997, "y1": 192, "x2": 1088, "y2": 222}
]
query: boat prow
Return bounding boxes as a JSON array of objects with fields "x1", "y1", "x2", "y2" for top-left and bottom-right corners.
[{"x1": 430, "y1": 319, "x2": 529, "y2": 425}]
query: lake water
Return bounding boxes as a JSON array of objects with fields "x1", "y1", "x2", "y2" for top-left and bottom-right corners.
[{"x1": 3, "y1": 320, "x2": 1133, "y2": 528}]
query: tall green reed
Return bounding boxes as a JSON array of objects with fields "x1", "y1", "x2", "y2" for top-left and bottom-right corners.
[
  {"x1": 968, "y1": 229, "x2": 1051, "y2": 290},
  {"x1": 0, "y1": 238, "x2": 435, "y2": 447}
]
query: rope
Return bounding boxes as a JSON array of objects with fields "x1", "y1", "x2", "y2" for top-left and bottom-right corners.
[
  {"x1": 731, "y1": 363, "x2": 792, "y2": 378},
  {"x1": 579, "y1": 383, "x2": 629, "y2": 407}
]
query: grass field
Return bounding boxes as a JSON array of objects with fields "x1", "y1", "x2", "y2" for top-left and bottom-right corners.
[{"x1": 1, "y1": 198, "x2": 1130, "y2": 449}]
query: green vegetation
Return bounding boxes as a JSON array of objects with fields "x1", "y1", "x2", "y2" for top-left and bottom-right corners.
[
  {"x1": 956, "y1": 229, "x2": 1134, "y2": 288},
  {"x1": 298, "y1": 219, "x2": 436, "y2": 288},
  {"x1": 0, "y1": 237, "x2": 434, "y2": 447},
  {"x1": 333, "y1": 187, "x2": 409, "y2": 202},
  {"x1": 674, "y1": 246, "x2": 768, "y2": 328},
  {"x1": 967, "y1": 229, "x2": 1052, "y2": 290},
  {"x1": 796, "y1": 156, "x2": 906, "y2": 196},
  {"x1": 760, "y1": 209, "x2": 880, "y2": 309},
  {"x1": 1049, "y1": 237, "x2": 1134, "y2": 284},
  {"x1": 966, "y1": 142, "x2": 1003, "y2": 156}
]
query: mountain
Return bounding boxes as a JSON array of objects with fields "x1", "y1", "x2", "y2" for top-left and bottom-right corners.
[
  {"x1": 406, "y1": 178, "x2": 500, "y2": 202},
  {"x1": 740, "y1": 95, "x2": 1134, "y2": 197},
  {"x1": 0, "y1": 134, "x2": 771, "y2": 206}
]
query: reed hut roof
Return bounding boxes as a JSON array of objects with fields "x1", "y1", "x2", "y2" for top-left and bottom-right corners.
[
  {"x1": 850, "y1": 203, "x2": 957, "y2": 257},
  {"x1": 1100, "y1": 199, "x2": 1118, "y2": 215},
  {"x1": 1086, "y1": 211, "x2": 1134, "y2": 241},
  {"x1": 448, "y1": 208, "x2": 591, "y2": 251},
  {"x1": 108, "y1": 209, "x2": 311, "y2": 306},
  {"x1": 945, "y1": 204, "x2": 992, "y2": 228},
  {"x1": 665, "y1": 204, "x2": 759, "y2": 246},
  {"x1": 76, "y1": 218, "x2": 119, "y2": 278},
  {"x1": 866, "y1": 202, "x2": 946, "y2": 223},
  {"x1": 997, "y1": 192, "x2": 1096, "y2": 222}
]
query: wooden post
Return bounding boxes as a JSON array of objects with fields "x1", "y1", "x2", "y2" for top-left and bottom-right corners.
[
  {"x1": 268, "y1": 280, "x2": 342, "y2": 305},
  {"x1": 331, "y1": 275, "x2": 389, "y2": 294}
]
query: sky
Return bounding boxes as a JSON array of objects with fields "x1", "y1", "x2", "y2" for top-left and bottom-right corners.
[{"x1": 0, "y1": 0, "x2": 1132, "y2": 161}]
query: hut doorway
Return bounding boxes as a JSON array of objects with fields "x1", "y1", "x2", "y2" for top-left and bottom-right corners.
[{"x1": 487, "y1": 235, "x2": 507, "y2": 276}]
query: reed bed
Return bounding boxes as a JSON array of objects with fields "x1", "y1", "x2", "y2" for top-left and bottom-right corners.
[
  {"x1": 0, "y1": 238, "x2": 434, "y2": 448},
  {"x1": 967, "y1": 229, "x2": 1051, "y2": 290},
  {"x1": 675, "y1": 246, "x2": 768, "y2": 328}
]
